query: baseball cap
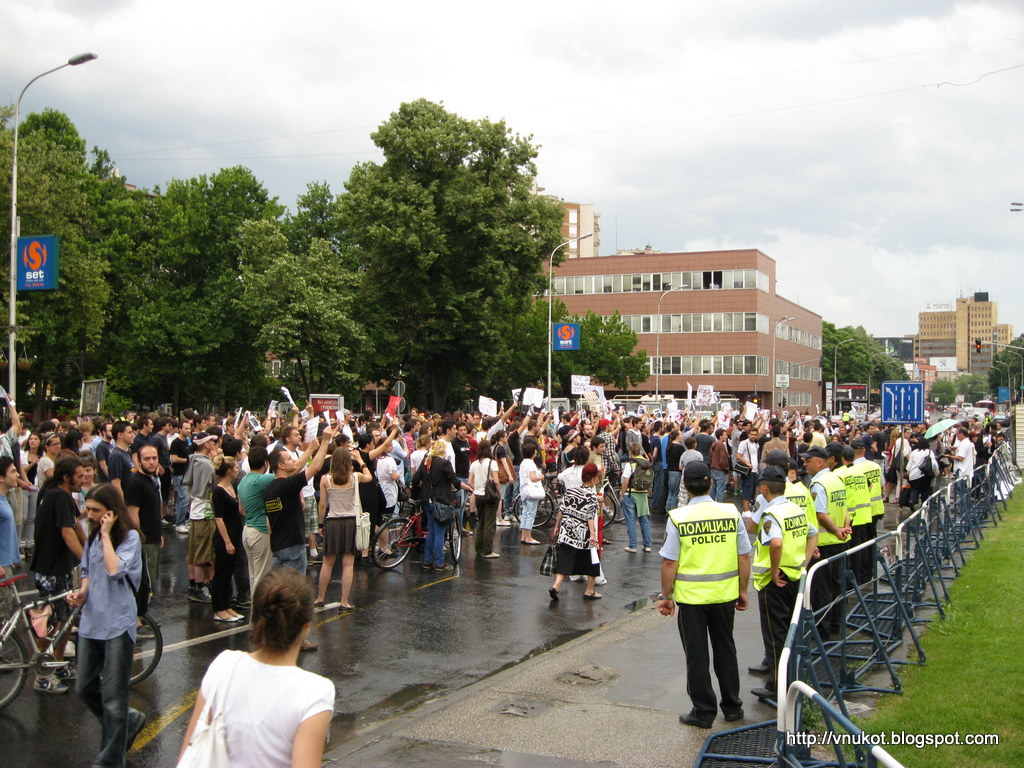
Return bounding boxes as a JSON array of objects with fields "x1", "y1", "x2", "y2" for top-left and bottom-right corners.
[
  {"x1": 760, "y1": 466, "x2": 787, "y2": 483},
  {"x1": 803, "y1": 446, "x2": 828, "y2": 460},
  {"x1": 764, "y1": 449, "x2": 791, "y2": 469},
  {"x1": 683, "y1": 461, "x2": 711, "y2": 483}
]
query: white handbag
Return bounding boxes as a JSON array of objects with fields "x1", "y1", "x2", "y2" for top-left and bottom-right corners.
[
  {"x1": 177, "y1": 653, "x2": 245, "y2": 767},
  {"x1": 354, "y1": 477, "x2": 371, "y2": 551}
]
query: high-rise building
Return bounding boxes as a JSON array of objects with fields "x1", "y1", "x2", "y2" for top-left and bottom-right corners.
[
  {"x1": 552, "y1": 248, "x2": 822, "y2": 410},
  {"x1": 558, "y1": 201, "x2": 600, "y2": 259},
  {"x1": 914, "y1": 292, "x2": 1013, "y2": 375}
]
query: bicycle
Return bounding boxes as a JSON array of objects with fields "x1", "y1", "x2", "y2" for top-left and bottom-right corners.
[
  {"x1": 599, "y1": 480, "x2": 620, "y2": 525},
  {"x1": 0, "y1": 573, "x2": 163, "y2": 709},
  {"x1": 507, "y1": 489, "x2": 556, "y2": 528},
  {"x1": 372, "y1": 501, "x2": 460, "y2": 569}
]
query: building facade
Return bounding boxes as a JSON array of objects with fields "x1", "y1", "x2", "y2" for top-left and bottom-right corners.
[
  {"x1": 914, "y1": 293, "x2": 1013, "y2": 375},
  {"x1": 552, "y1": 248, "x2": 823, "y2": 410},
  {"x1": 556, "y1": 201, "x2": 600, "y2": 259}
]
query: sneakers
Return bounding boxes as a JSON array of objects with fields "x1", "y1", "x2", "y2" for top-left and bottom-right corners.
[
  {"x1": 481, "y1": 552, "x2": 501, "y2": 559},
  {"x1": 232, "y1": 598, "x2": 252, "y2": 609},
  {"x1": 595, "y1": 576, "x2": 608, "y2": 586},
  {"x1": 174, "y1": 523, "x2": 189, "y2": 534},
  {"x1": 624, "y1": 546, "x2": 637, "y2": 553},
  {"x1": 496, "y1": 519, "x2": 511, "y2": 527},
  {"x1": 34, "y1": 675, "x2": 69, "y2": 695},
  {"x1": 187, "y1": 586, "x2": 212, "y2": 603},
  {"x1": 643, "y1": 546, "x2": 652, "y2": 553},
  {"x1": 308, "y1": 548, "x2": 321, "y2": 562},
  {"x1": 435, "y1": 563, "x2": 455, "y2": 572},
  {"x1": 55, "y1": 664, "x2": 76, "y2": 682}
]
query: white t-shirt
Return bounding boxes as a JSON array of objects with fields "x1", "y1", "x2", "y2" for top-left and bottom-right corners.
[
  {"x1": 469, "y1": 458, "x2": 497, "y2": 496},
  {"x1": 738, "y1": 439, "x2": 759, "y2": 473},
  {"x1": 955, "y1": 438, "x2": 976, "y2": 478},
  {"x1": 376, "y1": 455, "x2": 399, "y2": 508},
  {"x1": 200, "y1": 650, "x2": 334, "y2": 768},
  {"x1": 410, "y1": 449, "x2": 428, "y2": 474},
  {"x1": 519, "y1": 458, "x2": 542, "y2": 497}
]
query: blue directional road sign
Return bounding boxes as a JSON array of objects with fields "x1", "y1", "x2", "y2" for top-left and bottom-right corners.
[{"x1": 881, "y1": 381, "x2": 925, "y2": 424}]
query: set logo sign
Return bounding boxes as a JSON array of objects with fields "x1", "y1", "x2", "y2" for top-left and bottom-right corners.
[
  {"x1": 553, "y1": 323, "x2": 580, "y2": 351},
  {"x1": 17, "y1": 236, "x2": 59, "y2": 291}
]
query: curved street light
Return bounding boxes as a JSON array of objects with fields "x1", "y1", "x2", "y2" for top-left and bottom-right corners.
[
  {"x1": 546, "y1": 233, "x2": 592, "y2": 406},
  {"x1": 654, "y1": 284, "x2": 688, "y2": 397},
  {"x1": 8, "y1": 52, "x2": 97, "y2": 399}
]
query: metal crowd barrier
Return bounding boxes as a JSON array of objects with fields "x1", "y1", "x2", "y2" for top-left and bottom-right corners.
[{"x1": 693, "y1": 443, "x2": 1019, "y2": 768}]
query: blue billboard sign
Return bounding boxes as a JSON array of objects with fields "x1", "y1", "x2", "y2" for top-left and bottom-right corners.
[
  {"x1": 998, "y1": 386, "x2": 1011, "y2": 403},
  {"x1": 17, "y1": 235, "x2": 59, "y2": 291},
  {"x1": 553, "y1": 323, "x2": 580, "y2": 351}
]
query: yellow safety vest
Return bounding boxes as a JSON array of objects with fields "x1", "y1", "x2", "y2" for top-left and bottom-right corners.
[
  {"x1": 785, "y1": 480, "x2": 814, "y2": 520},
  {"x1": 855, "y1": 459, "x2": 884, "y2": 519},
  {"x1": 837, "y1": 463, "x2": 871, "y2": 526},
  {"x1": 667, "y1": 501, "x2": 741, "y2": 605},
  {"x1": 813, "y1": 470, "x2": 848, "y2": 547},
  {"x1": 753, "y1": 500, "x2": 810, "y2": 591}
]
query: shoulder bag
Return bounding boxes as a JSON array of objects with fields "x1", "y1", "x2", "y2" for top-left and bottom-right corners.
[
  {"x1": 483, "y1": 460, "x2": 501, "y2": 505},
  {"x1": 177, "y1": 652, "x2": 246, "y2": 768},
  {"x1": 354, "y1": 478, "x2": 371, "y2": 551}
]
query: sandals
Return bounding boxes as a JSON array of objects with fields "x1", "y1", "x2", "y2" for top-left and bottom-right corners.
[{"x1": 582, "y1": 593, "x2": 603, "y2": 600}]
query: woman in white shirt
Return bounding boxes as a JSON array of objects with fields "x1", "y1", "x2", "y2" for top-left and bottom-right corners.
[
  {"x1": 468, "y1": 440, "x2": 502, "y2": 558},
  {"x1": 316, "y1": 448, "x2": 371, "y2": 611},
  {"x1": 518, "y1": 443, "x2": 544, "y2": 545},
  {"x1": 907, "y1": 437, "x2": 938, "y2": 506},
  {"x1": 180, "y1": 568, "x2": 335, "y2": 768}
]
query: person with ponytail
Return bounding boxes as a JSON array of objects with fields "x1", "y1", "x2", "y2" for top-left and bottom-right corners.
[{"x1": 179, "y1": 568, "x2": 335, "y2": 767}]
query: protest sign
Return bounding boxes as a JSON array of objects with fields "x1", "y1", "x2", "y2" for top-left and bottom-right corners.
[
  {"x1": 304, "y1": 416, "x2": 320, "y2": 444},
  {"x1": 478, "y1": 396, "x2": 498, "y2": 417},
  {"x1": 522, "y1": 387, "x2": 545, "y2": 408},
  {"x1": 280, "y1": 386, "x2": 297, "y2": 408},
  {"x1": 570, "y1": 375, "x2": 591, "y2": 395}
]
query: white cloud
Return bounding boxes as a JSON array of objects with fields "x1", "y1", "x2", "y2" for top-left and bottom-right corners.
[{"x1": 2, "y1": 0, "x2": 1022, "y2": 335}]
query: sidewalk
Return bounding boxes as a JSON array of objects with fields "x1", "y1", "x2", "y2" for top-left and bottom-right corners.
[{"x1": 324, "y1": 598, "x2": 776, "y2": 768}]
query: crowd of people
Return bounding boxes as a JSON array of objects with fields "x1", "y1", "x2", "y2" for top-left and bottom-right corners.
[{"x1": 0, "y1": 389, "x2": 1011, "y2": 763}]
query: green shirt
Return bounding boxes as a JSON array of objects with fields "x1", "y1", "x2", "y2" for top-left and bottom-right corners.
[{"x1": 238, "y1": 471, "x2": 275, "y2": 533}]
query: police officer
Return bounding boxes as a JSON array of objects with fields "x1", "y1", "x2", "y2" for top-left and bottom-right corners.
[
  {"x1": 845, "y1": 440, "x2": 877, "y2": 583},
  {"x1": 746, "y1": 450, "x2": 815, "y2": 676},
  {"x1": 803, "y1": 445, "x2": 850, "y2": 640},
  {"x1": 657, "y1": 461, "x2": 751, "y2": 728},
  {"x1": 749, "y1": 465, "x2": 818, "y2": 700}
]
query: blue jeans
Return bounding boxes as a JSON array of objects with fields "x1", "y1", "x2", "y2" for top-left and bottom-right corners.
[
  {"x1": 711, "y1": 469, "x2": 728, "y2": 503},
  {"x1": 503, "y1": 475, "x2": 519, "y2": 519},
  {"x1": 652, "y1": 465, "x2": 667, "y2": 512},
  {"x1": 519, "y1": 495, "x2": 539, "y2": 532},
  {"x1": 667, "y1": 470, "x2": 681, "y2": 510},
  {"x1": 172, "y1": 474, "x2": 189, "y2": 525},
  {"x1": 426, "y1": 505, "x2": 453, "y2": 566},
  {"x1": 272, "y1": 543, "x2": 307, "y2": 573},
  {"x1": 456, "y1": 477, "x2": 469, "y2": 528},
  {"x1": 621, "y1": 493, "x2": 652, "y2": 548},
  {"x1": 77, "y1": 632, "x2": 141, "y2": 768}
]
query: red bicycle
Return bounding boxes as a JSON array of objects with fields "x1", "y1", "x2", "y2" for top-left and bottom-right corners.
[{"x1": 372, "y1": 500, "x2": 461, "y2": 569}]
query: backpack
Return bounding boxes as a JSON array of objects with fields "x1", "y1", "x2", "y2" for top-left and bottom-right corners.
[
  {"x1": 629, "y1": 458, "x2": 654, "y2": 493},
  {"x1": 919, "y1": 452, "x2": 935, "y2": 480},
  {"x1": 126, "y1": 543, "x2": 151, "y2": 616}
]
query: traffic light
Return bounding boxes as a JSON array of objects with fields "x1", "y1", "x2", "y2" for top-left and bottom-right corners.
[{"x1": 975, "y1": 338, "x2": 982, "y2": 353}]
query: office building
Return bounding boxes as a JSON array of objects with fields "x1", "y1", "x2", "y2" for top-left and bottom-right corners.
[
  {"x1": 552, "y1": 248, "x2": 823, "y2": 410},
  {"x1": 914, "y1": 293, "x2": 1014, "y2": 375}
]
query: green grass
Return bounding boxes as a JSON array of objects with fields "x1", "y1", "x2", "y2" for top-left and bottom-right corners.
[{"x1": 863, "y1": 492, "x2": 1024, "y2": 766}]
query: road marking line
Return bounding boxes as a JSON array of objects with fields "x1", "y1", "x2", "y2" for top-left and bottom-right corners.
[
  {"x1": 131, "y1": 688, "x2": 197, "y2": 752},
  {"x1": 160, "y1": 603, "x2": 342, "y2": 654},
  {"x1": 412, "y1": 574, "x2": 459, "y2": 590}
]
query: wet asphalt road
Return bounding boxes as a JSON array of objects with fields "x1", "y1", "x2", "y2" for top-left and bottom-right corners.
[{"x1": 2, "y1": 510, "x2": 672, "y2": 768}]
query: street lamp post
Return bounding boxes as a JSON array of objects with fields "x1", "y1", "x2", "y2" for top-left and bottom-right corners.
[
  {"x1": 833, "y1": 338, "x2": 855, "y2": 415},
  {"x1": 8, "y1": 52, "x2": 97, "y2": 400},
  {"x1": 546, "y1": 232, "x2": 592, "y2": 407},
  {"x1": 772, "y1": 316, "x2": 794, "y2": 412},
  {"x1": 654, "y1": 285, "x2": 687, "y2": 397}
]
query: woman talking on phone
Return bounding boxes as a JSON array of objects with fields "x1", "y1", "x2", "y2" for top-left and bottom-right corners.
[{"x1": 67, "y1": 483, "x2": 147, "y2": 768}]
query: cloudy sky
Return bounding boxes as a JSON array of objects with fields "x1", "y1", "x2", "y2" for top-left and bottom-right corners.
[{"x1": 3, "y1": 1, "x2": 1022, "y2": 338}]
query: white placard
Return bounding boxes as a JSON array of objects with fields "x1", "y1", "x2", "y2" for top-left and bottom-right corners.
[
  {"x1": 511, "y1": 388, "x2": 522, "y2": 402},
  {"x1": 743, "y1": 402, "x2": 758, "y2": 421},
  {"x1": 570, "y1": 375, "x2": 591, "y2": 395},
  {"x1": 304, "y1": 416, "x2": 320, "y2": 444},
  {"x1": 581, "y1": 384, "x2": 606, "y2": 406},
  {"x1": 582, "y1": 391, "x2": 601, "y2": 411},
  {"x1": 247, "y1": 414, "x2": 262, "y2": 433},
  {"x1": 522, "y1": 387, "x2": 545, "y2": 407},
  {"x1": 478, "y1": 396, "x2": 498, "y2": 417},
  {"x1": 696, "y1": 385, "x2": 718, "y2": 407},
  {"x1": 280, "y1": 387, "x2": 297, "y2": 408},
  {"x1": 233, "y1": 407, "x2": 243, "y2": 429},
  {"x1": 267, "y1": 400, "x2": 279, "y2": 418}
]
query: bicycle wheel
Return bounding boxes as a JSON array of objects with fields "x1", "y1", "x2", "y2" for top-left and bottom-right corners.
[
  {"x1": 131, "y1": 615, "x2": 163, "y2": 686},
  {"x1": 508, "y1": 495, "x2": 522, "y2": 523},
  {"x1": 533, "y1": 492, "x2": 556, "y2": 527},
  {"x1": 446, "y1": 523, "x2": 461, "y2": 565},
  {"x1": 601, "y1": 491, "x2": 619, "y2": 525},
  {"x1": 373, "y1": 517, "x2": 412, "y2": 569},
  {"x1": 0, "y1": 629, "x2": 30, "y2": 709}
]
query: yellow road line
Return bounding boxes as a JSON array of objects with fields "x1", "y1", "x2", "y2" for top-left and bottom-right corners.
[
  {"x1": 413, "y1": 574, "x2": 459, "y2": 590},
  {"x1": 131, "y1": 688, "x2": 197, "y2": 752}
]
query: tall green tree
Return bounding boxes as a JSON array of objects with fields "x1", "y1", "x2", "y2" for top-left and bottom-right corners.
[
  {"x1": 238, "y1": 219, "x2": 365, "y2": 398},
  {"x1": 0, "y1": 108, "x2": 111, "y2": 410},
  {"x1": 954, "y1": 373, "x2": 989, "y2": 403},
  {"x1": 987, "y1": 333, "x2": 1024, "y2": 399},
  {"x1": 337, "y1": 99, "x2": 565, "y2": 411},
  {"x1": 930, "y1": 379, "x2": 957, "y2": 406},
  {"x1": 822, "y1": 321, "x2": 907, "y2": 397}
]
